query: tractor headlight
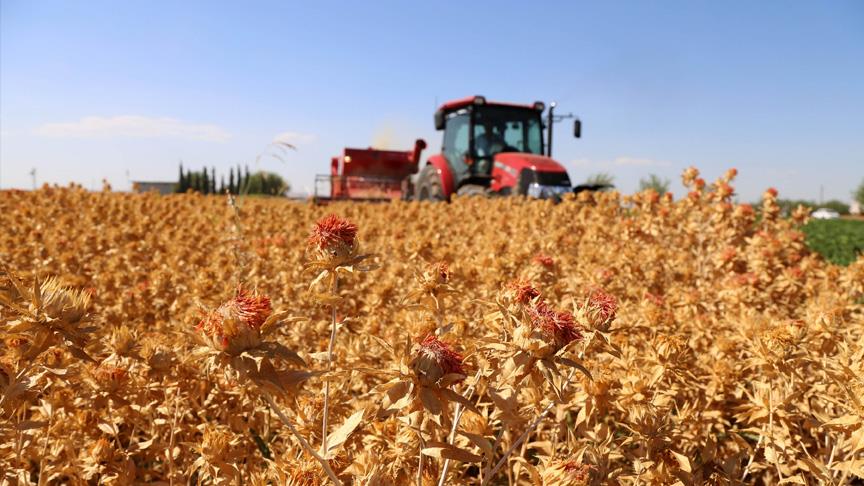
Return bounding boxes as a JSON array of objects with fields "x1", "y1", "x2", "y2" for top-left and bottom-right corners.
[{"x1": 527, "y1": 183, "x2": 571, "y2": 199}]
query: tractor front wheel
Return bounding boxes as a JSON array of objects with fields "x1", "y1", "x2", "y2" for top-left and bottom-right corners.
[{"x1": 415, "y1": 164, "x2": 445, "y2": 201}]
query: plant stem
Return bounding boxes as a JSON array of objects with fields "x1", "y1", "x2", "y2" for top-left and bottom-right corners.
[
  {"x1": 417, "y1": 434, "x2": 425, "y2": 486},
  {"x1": 321, "y1": 277, "x2": 339, "y2": 455},
  {"x1": 437, "y1": 369, "x2": 483, "y2": 486},
  {"x1": 481, "y1": 368, "x2": 576, "y2": 485},
  {"x1": 167, "y1": 386, "x2": 180, "y2": 486},
  {"x1": 261, "y1": 392, "x2": 341, "y2": 485}
]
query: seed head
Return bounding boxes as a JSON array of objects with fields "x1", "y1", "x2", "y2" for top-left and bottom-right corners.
[
  {"x1": 308, "y1": 214, "x2": 358, "y2": 252},
  {"x1": 411, "y1": 334, "x2": 466, "y2": 386},
  {"x1": 585, "y1": 287, "x2": 617, "y2": 329},
  {"x1": 429, "y1": 261, "x2": 450, "y2": 285},
  {"x1": 681, "y1": 166, "x2": 700, "y2": 186},
  {"x1": 36, "y1": 276, "x2": 90, "y2": 324},
  {"x1": 533, "y1": 253, "x2": 555, "y2": 268},
  {"x1": 541, "y1": 458, "x2": 594, "y2": 485},
  {"x1": 528, "y1": 302, "x2": 582, "y2": 349},
  {"x1": 5, "y1": 336, "x2": 31, "y2": 358},
  {"x1": 93, "y1": 363, "x2": 129, "y2": 392},
  {"x1": 507, "y1": 280, "x2": 541, "y2": 305},
  {"x1": 197, "y1": 287, "x2": 272, "y2": 353}
]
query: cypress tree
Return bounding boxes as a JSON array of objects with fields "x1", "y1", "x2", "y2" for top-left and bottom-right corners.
[
  {"x1": 201, "y1": 167, "x2": 209, "y2": 195},
  {"x1": 229, "y1": 167, "x2": 235, "y2": 194},
  {"x1": 210, "y1": 167, "x2": 217, "y2": 194}
]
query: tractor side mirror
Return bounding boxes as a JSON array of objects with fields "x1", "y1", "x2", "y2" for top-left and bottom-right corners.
[
  {"x1": 434, "y1": 110, "x2": 445, "y2": 130},
  {"x1": 574, "y1": 119, "x2": 582, "y2": 138}
]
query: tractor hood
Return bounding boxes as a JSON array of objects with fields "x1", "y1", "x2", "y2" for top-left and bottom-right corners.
[{"x1": 493, "y1": 153, "x2": 568, "y2": 173}]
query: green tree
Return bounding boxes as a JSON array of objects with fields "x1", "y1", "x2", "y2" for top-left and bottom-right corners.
[
  {"x1": 201, "y1": 167, "x2": 210, "y2": 194},
  {"x1": 584, "y1": 172, "x2": 615, "y2": 187},
  {"x1": 177, "y1": 163, "x2": 186, "y2": 193},
  {"x1": 243, "y1": 171, "x2": 290, "y2": 196},
  {"x1": 639, "y1": 174, "x2": 671, "y2": 195},
  {"x1": 854, "y1": 178, "x2": 864, "y2": 207}
]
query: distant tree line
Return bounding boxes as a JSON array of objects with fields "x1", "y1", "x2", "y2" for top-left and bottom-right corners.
[
  {"x1": 176, "y1": 164, "x2": 289, "y2": 196},
  {"x1": 775, "y1": 199, "x2": 850, "y2": 216}
]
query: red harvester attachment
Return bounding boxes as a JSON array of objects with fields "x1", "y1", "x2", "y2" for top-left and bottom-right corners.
[{"x1": 314, "y1": 139, "x2": 426, "y2": 202}]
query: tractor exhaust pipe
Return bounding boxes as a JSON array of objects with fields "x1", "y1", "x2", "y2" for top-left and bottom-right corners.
[{"x1": 410, "y1": 138, "x2": 427, "y2": 166}]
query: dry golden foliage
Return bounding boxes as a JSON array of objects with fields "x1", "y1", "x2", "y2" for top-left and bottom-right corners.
[{"x1": 1, "y1": 168, "x2": 862, "y2": 485}]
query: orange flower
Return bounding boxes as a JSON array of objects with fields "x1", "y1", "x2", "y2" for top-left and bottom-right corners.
[
  {"x1": 541, "y1": 458, "x2": 594, "y2": 485},
  {"x1": 533, "y1": 253, "x2": 555, "y2": 268},
  {"x1": 508, "y1": 280, "x2": 541, "y2": 305},
  {"x1": 528, "y1": 302, "x2": 582, "y2": 349},
  {"x1": 308, "y1": 214, "x2": 357, "y2": 252},
  {"x1": 93, "y1": 363, "x2": 129, "y2": 392},
  {"x1": 411, "y1": 334, "x2": 466, "y2": 386},
  {"x1": 197, "y1": 288, "x2": 272, "y2": 352},
  {"x1": 586, "y1": 287, "x2": 617, "y2": 328}
]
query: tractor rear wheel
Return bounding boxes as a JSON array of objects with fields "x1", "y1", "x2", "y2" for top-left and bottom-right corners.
[
  {"x1": 415, "y1": 164, "x2": 445, "y2": 201},
  {"x1": 456, "y1": 184, "x2": 486, "y2": 197}
]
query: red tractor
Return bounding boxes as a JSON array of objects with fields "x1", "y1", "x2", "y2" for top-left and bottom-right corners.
[
  {"x1": 414, "y1": 95, "x2": 582, "y2": 201},
  {"x1": 316, "y1": 95, "x2": 587, "y2": 202}
]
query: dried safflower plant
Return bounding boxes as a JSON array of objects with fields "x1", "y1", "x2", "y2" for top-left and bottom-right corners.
[
  {"x1": 1, "y1": 167, "x2": 861, "y2": 483},
  {"x1": 306, "y1": 214, "x2": 376, "y2": 462},
  {"x1": 192, "y1": 286, "x2": 340, "y2": 483}
]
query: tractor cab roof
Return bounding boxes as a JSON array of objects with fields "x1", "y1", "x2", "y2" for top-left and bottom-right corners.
[
  {"x1": 436, "y1": 96, "x2": 543, "y2": 114},
  {"x1": 434, "y1": 96, "x2": 546, "y2": 130}
]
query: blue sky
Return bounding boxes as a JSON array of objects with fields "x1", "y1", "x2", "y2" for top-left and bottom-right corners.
[{"x1": 1, "y1": 1, "x2": 862, "y2": 201}]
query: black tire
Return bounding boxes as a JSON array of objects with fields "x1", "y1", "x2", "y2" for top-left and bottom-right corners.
[
  {"x1": 456, "y1": 184, "x2": 486, "y2": 197},
  {"x1": 415, "y1": 164, "x2": 445, "y2": 201}
]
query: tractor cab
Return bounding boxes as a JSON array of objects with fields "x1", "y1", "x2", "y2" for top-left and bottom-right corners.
[{"x1": 416, "y1": 96, "x2": 580, "y2": 200}]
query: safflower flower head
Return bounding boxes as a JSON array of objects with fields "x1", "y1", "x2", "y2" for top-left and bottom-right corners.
[
  {"x1": 533, "y1": 253, "x2": 555, "y2": 269},
  {"x1": 584, "y1": 287, "x2": 618, "y2": 330},
  {"x1": 506, "y1": 279, "x2": 541, "y2": 305},
  {"x1": 428, "y1": 260, "x2": 450, "y2": 285},
  {"x1": 541, "y1": 458, "x2": 594, "y2": 485},
  {"x1": 92, "y1": 362, "x2": 129, "y2": 392},
  {"x1": 681, "y1": 166, "x2": 700, "y2": 186},
  {"x1": 34, "y1": 276, "x2": 91, "y2": 324},
  {"x1": 527, "y1": 301, "x2": 582, "y2": 351},
  {"x1": 197, "y1": 287, "x2": 272, "y2": 354},
  {"x1": 308, "y1": 214, "x2": 358, "y2": 254},
  {"x1": 410, "y1": 334, "x2": 466, "y2": 387}
]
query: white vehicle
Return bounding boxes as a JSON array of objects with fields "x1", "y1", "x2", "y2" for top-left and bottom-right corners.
[{"x1": 811, "y1": 208, "x2": 840, "y2": 220}]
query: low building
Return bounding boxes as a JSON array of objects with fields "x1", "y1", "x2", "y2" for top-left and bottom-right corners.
[{"x1": 132, "y1": 181, "x2": 176, "y2": 195}]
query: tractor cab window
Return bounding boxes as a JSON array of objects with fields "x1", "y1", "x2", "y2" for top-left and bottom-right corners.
[
  {"x1": 443, "y1": 111, "x2": 471, "y2": 179},
  {"x1": 473, "y1": 106, "x2": 543, "y2": 158}
]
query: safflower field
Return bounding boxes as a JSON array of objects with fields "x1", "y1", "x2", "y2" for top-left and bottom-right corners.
[{"x1": 1, "y1": 168, "x2": 862, "y2": 485}]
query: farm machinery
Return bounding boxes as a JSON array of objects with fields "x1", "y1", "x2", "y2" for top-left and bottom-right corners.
[{"x1": 315, "y1": 95, "x2": 593, "y2": 202}]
